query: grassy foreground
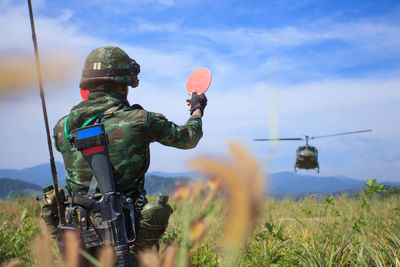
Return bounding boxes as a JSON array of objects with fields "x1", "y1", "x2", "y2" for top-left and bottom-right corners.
[
  {"x1": 164, "y1": 194, "x2": 400, "y2": 266},
  {"x1": 1, "y1": 143, "x2": 400, "y2": 266},
  {"x1": 1, "y1": 191, "x2": 400, "y2": 266}
]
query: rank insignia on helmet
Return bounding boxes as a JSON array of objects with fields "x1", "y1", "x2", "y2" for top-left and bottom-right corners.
[{"x1": 93, "y1": 62, "x2": 102, "y2": 70}]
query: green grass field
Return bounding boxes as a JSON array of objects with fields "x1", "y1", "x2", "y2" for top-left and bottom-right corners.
[
  {"x1": 1, "y1": 144, "x2": 399, "y2": 266},
  {"x1": 1, "y1": 191, "x2": 400, "y2": 266}
]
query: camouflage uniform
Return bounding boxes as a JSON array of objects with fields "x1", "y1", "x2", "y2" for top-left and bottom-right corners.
[
  {"x1": 50, "y1": 47, "x2": 206, "y2": 264},
  {"x1": 53, "y1": 87, "x2": 203, "y2": 197}
]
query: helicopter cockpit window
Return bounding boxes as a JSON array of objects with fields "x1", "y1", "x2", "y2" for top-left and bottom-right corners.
[
  {"x1": 308, "y1": 147, "x2": 316, "y2": 152},
  {"x1": 298, "y1": 146, "x2": 306, "y2": 151}
]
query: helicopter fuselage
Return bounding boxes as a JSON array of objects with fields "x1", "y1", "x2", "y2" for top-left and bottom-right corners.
[{"x1": 295, "y1": 145, "x2": 319, "y2": 172}]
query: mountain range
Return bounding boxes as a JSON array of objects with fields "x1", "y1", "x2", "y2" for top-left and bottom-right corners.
[
  {"x1": 0, "y1": 162, "x2": 66, "y2": 188},
  {"x1": 1, "y1": 163, "x2": 399, "y2": 199},
  {"x1": 0, "y1": 177, "x2": 42, "y2": 199}
]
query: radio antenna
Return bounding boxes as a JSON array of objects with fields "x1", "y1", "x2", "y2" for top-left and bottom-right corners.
[{"x1": 27, "y1": 0, "x2": 63, "y2": 224}]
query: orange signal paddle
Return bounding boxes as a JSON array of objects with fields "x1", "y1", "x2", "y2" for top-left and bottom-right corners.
[
  {"x1": 186, "y1": 68, "x2": 211, "y2": 95},
  {"x1": 186, "y1": 67, "x2": 212, "y2": 110}
]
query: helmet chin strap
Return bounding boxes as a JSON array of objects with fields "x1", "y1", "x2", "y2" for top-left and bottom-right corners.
[
  {"x1": 109, "y1": 83, "x2": 129, "y2": 97},
  {"x1": 120, "y1": 85, "x2": 129, "y2": 96}
]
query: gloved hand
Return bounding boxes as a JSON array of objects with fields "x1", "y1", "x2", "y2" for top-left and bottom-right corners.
[{"x1": 188, "y1": 92, "x2": 207, "y2": 116}]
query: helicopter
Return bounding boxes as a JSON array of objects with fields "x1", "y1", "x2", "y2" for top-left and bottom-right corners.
[{"x1": 254, "y1": 130, "x2": 372, "y2": 173}]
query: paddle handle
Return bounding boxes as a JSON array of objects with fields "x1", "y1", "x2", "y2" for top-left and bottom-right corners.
[{"x1": 187, "y1": 93, "x2": 192, "y2": 111}]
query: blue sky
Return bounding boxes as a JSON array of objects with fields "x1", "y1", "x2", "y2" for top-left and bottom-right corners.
[{"x1": 0, "y1": 0, "x2": 399, "y2": 181}]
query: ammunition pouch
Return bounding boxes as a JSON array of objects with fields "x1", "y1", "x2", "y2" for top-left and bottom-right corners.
[
  {"x1": 64, "y1": 206, "x2": 102, "y2": 248},
  {"x1": 40, "y1": 187, "x2": 66, "y2": 238}
]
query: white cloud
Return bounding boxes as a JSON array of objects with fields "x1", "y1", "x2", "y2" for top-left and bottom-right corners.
[
  {"x1": 126, "y1": 46, "x2": 198, "y2": 78},
  {"x1": 135, "y1": 18, "x2": 400, "y2": 57}
]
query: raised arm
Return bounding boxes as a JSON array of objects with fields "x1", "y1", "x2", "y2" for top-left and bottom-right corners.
[
  {"x1": 147, "y1": 92, "x2": 207, "y2": 148},
  {"x1": 147, "y1": 112, "x2": 203, "y2": 149}
]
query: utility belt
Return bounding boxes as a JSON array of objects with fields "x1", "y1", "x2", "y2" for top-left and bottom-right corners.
[
  {"x1": 39, "y1": 185, "x2": 145, "y2": 246},
  {"x1": 63, "y1": 189, "x2": 146, "y2": 249},
  {"x1": 40, "y1": 187, "x2": 172, "y2": 250}
]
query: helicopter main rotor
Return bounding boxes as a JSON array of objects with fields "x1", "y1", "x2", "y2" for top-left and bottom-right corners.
[
  {"x1": 254, "y1": 129, "x2": 372, "y2": 143},
  {"x1": 309, "y1": 129, "x2": 372, "y2": 139}
]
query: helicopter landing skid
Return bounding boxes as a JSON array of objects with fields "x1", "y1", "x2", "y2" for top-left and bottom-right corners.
[
  {"x1": 315, "y1": 165, "x2": 320, "y2": 173},
  {"x1": 294, "y1": 166, "x2": 319, "y2": 173}
]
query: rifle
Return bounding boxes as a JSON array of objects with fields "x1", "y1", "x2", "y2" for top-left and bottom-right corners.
[{"x1": 62, "y1": 123, "x2": 140, "y2": 266}]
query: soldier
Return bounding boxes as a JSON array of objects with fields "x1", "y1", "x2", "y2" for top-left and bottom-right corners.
[{"x1": 51, "y1": 46, "x2": 207, "y2": 263}]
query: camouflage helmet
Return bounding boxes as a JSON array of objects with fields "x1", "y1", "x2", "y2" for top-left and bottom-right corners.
[{"x1": 79, "y1": 46, "x2": 140, "y2": 89}]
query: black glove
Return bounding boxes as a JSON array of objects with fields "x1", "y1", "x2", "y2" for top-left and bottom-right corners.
[{"x1": 190, "y1": 92, "x2": 207, "y2": 116}]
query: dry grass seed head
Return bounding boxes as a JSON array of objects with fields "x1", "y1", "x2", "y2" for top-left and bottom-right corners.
[
  {"x1": 98, "y1": 245, "x2": 116, "y2": 267},
  {"x1": 0, "y1": 54, "x2": 77, "y2": 96},
  {"x1": 171, "y1": 184, "x2": 192, "y2": 201},
  {"x1": 190, "y1": 180, "x2": 207, "y2": 204},
  {"x1": 139, "y1": 248, "x2": 160, "y2": 267},
  {"x1": 200, "y1": 176, "x2": 223, "y2": 212},
  {"x1": 160, "y1": 245, "x2": 177, "y2": 267},
  {"x1": 3, "y1": 260, "x2": 21, "y2": 267},
  {"x1": 190, "y1": 141, "x2": 265, "y2": 249},
  {"x1": 190, "y1": 157, "x2": 249, "y2": 247},
  {"x1": 33, "y1": 222, "x2": 54, "y2": 267},
  {"x1": 190, "y1": 219, "x2": 208, "y2": 241},
  {"x1": 64, "y1": 229, "x2": 80, "y2": 267},
  {"x1": 230, "y1": 141, "x2": 264, "y2": 222}
]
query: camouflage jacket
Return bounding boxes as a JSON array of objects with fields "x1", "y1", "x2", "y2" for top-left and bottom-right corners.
[{"x1": 53, "y1": 87, "x2": 202, "y2": 196}]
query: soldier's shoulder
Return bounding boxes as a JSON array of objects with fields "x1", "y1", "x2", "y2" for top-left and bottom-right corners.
[
  {"x1": 124, "y1": 104, "x2": 144, "y2": 111},
  {"x1": 54, "y1": 115, "x2": 68, "y2": 131},
  {"x1": 147, "y1": 111, "x2": 168, "y2": 121},
  {"x1": 123, "y1": 104, "x2": 145, "y2": 112},
  {"x1": 110, "y1": 104, "x2": 149, "y2": 123},
  {"x1": 53, "y1": 115, "x2": 69, "y2": 145},
  {"x1": 121, "y1": 104, "x2": 147, "y2": 114}
]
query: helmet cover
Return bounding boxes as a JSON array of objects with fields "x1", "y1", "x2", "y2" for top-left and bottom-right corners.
[{"x1": 79, "y1": 46, "x2": 140, "y2": 89}]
